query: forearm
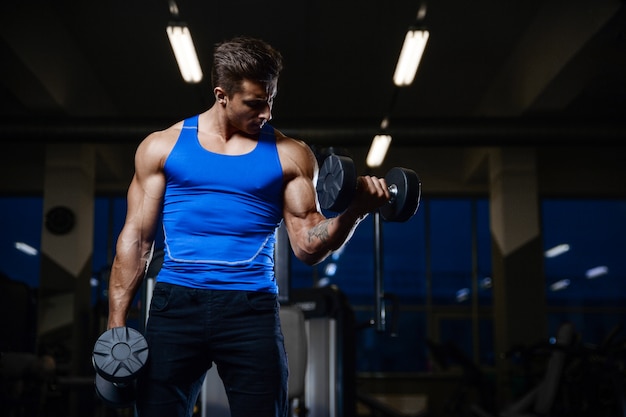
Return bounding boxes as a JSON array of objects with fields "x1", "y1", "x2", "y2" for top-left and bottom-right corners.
[
  {"x1": 107, "y1": 240, "x2": 153, "y2": 328},
  {"x1": 107, "y1": 275, "x2": 142, "y2": 328},
  {"x1": 295, "y1": 208, "x2": 367, "y2": 265}
]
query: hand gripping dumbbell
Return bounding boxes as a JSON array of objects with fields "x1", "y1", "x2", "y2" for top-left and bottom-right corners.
[
  {"x1": 92, "y1": 326, "x2": 149, "y2": 408},
  {"x1": 316, "y1": 154, "x2": 421, "y2": 222}
]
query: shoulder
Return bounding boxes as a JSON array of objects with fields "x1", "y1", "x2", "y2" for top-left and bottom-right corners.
[
  {"x1": 273, "y1": 128, "x2": 317, "y2": 179},
  {"x1": 135, "y1": 121, "x2": 184, "y2": 169}
]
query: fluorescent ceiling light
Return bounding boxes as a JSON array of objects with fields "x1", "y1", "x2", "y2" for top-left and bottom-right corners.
[
  {"x1": 324, "y1": 263, "x2": 337, "y2": 277},
  {"x1": 366, "y1": 134, "x2": 392, "y2": 168},
  {"x1": 15, "y1": 241, "x2": 38, "y2": 256},
  {"x1": 393, "y1": 29, "x2": 429, "y2": 86},
  {"x1": 317, "y1": 277, "x2": 331, "y2": 287},
  {"x1": 166, "y1": 24, "x2": 203, "y2": 83},
  {"x1": 586, "y1": 265, "x2": 608, "y2": 279},
  {"x1": 456, "y1": 288, "x2": 470, "y2": 302},
  {"x1": 549, "y1": 279, "x2": 570, "y2": 291},
  {"x1": 544, "y1": 243, "x2": 570, "y2": 258},
  {"x1": 479, "y1": 277, "x2": 492, "y2": 290}
]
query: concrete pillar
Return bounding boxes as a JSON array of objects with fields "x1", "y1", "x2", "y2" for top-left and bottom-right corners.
[
  {"x1": 38, "y1": 144, "x2": 95, "y2": 415},
  {"x1": 488, "y1": 147, "x2": 547, "y2": 404}
]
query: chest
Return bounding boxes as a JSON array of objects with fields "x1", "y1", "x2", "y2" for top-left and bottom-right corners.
[
  {"x1": 164, "y1": 131, "x2": 284, "y2": 200},
  {"x1": 197, "y1": 133, "x2": 257, "y2": 156}
]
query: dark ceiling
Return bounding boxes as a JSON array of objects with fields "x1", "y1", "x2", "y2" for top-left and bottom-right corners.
[{"x1": 1, "y1": 0, "x2": 625, "y2": 148}]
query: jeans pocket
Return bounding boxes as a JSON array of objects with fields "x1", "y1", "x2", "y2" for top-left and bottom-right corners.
[
  {"x1": 150, "y1": 283, "x2": 173, "y2": 312},
  {"x1": 244, "y1": 291, "x2": 278, "y2": 312}
]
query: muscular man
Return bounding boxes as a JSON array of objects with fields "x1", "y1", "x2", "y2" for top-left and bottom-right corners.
[{"x1": 107, "y1": 36, "x2": 390, "y2": 417}]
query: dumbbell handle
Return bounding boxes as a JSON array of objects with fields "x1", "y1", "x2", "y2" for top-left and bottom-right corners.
[
  {"x1": 387, "y1": 184, "x2": 398, "y2": 203},
  {"x1": 357, "y1": 178, "x2": 398, "y2": 202}
]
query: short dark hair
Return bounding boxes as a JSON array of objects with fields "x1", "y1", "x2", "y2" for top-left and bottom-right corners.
[{"x1": 211, "y1": 36, "x2": 283, "y2": 95}]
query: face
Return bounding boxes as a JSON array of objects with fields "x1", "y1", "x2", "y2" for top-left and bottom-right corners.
[{"x1": 222, "y1": 79, "x2": 277, "y2": 135}]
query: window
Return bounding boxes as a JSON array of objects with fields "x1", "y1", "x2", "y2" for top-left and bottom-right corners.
[
  {"x1": 0, "y1": 197, "x2": 43, "y2": 288},
  {"x1": 542, "y1": 199, "x2": 626, "y2": 342}
]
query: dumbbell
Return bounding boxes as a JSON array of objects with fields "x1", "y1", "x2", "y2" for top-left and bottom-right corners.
[
  {"x1": 92, "y1": 326, "x2": 149, "y2": 408},
  {"x1": 316, "y1": 154, "x2": 421, "y2": 222}
]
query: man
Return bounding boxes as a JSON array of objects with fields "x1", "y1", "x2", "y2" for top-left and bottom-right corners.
[{"x1": 107, "y1": 36, "x2": 390, "y2": 417}]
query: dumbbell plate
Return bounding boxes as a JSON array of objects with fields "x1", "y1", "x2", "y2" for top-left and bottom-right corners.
[
  {"x1": 94, "y1": 373, "x2": 136, "y2": 409},
  {"x1": 380, "y1": 167, "x2": 421, "y2": 222},
  {"x1": 92, "y1": 326, "x2": 149, "y2": 383},
  {"x1": 316, "y1": 154, "x2": 357, "y2": 213}
]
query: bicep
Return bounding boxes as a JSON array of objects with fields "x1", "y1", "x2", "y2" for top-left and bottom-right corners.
[
  {"x1": 282, "y1": 174, "x2": 328, "y2": 264},
  {"x1": 124, "y1": 176, "x2": 163, "y2": 239},
  {"x1": 118, "y1": 139, "x2": 167, "y2": 252},
  {"x1": 281, "y1": 140, "x2": 322, "y2": 227},
  {"x1": 283, "y1": 174, "x2": 323, "y2": 230},
  {"x1": 280, "y1": 143, "x2": 328, "y2": 260}
]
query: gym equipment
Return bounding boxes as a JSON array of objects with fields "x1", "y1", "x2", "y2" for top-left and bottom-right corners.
[
  {"x1": 470, "y1": 322, "x2": 576, "y2": 417},
  {"x1": 316, "y1": 154, "x2": 357, "y2": 213},
  {"x1": 379, "y1": 166, "x2": 421, "y2": 222},
  {"x1": 92, "y1": 326, "x2": 149, "y2": 408},
  {"x1": 290, "y1": 286, "x2": 357, "y2": 417},
  {"x1": 315, "y1": 154, "x2": 421, "y2": 222}
]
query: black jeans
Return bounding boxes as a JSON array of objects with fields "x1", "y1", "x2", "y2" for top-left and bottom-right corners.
[{"x1": 136, "y1": 283, "x2": 289, "y2": 417}]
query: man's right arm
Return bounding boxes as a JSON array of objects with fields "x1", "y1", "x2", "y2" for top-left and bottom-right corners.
[
  {"x1": 106, "y1": 132, "x2": 171, "y2": 329},
  {"x1": 280, "y1": 136, "x2": 389, "y2": 266}
]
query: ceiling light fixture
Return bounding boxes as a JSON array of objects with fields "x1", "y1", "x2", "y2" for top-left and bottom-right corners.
[
  {"x1": 549, "y1": 279, "x2": 570, "y2": 292},
  {"x1": 586, "y1": 265, "x2": 608, "y2": 279},
  {"x1": 366, "y1": 117, "x2": 392, "y2": 168},
  {"x1": 544, "y1": 243, "x2": 570, "y2": 258},
  {"x1": 367, "y1": 135, "x2": 392, "y2": 168},
  {"x1": 15, "y1": 241, "x2": 38, "y2": 256},
  {"x1": 393, "y1": 4, "x2": 430, "y2": 87},
  {"x1": 166, "y1": 23, "x2": 203, "y2": 83},
  {"x1": 455, "y1": 288, "x2": 470, "y2": 303}
]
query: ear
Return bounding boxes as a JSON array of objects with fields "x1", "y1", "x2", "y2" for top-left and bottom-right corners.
[{"x1": 214, "y1": 87, "x2": 227, "y2": 104}]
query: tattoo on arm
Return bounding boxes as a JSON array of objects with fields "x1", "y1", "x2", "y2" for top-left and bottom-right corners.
[{"x1": 308, "y1": 219, "x2": 333, "y2": 243}]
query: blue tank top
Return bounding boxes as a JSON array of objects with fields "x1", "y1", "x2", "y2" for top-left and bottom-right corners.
[{"x1": 156, "y1": 115, "x2": 284, "y2": 293}]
